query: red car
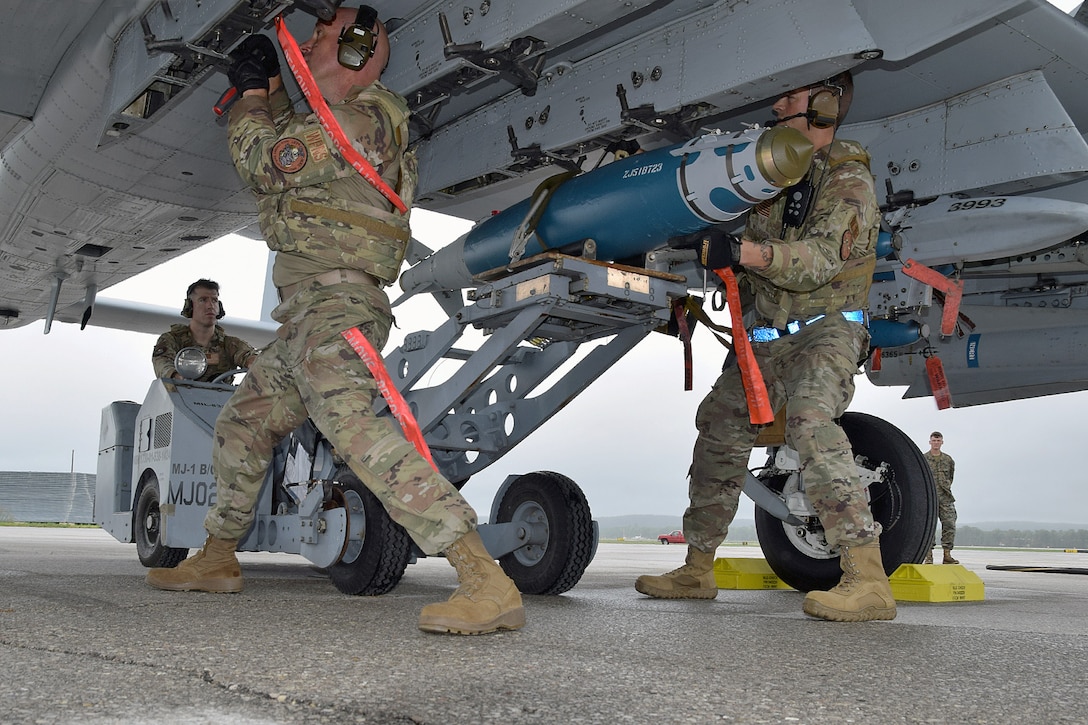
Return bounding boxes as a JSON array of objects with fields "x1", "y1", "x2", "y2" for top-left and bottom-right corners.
[{"x1": 658, "y1": 530, "x2": 685, "y2": 545}]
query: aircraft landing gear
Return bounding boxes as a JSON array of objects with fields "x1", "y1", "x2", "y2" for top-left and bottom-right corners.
[{"x1": 753, "y1": 412, "x2": 937, "y2": 592}]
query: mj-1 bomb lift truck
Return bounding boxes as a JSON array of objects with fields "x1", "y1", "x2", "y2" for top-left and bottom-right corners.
[{"x1": 94, "y1": 253, "x2": 935, "y2": 595}]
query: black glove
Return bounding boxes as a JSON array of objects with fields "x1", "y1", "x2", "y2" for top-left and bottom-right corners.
[
  {"x1": 227, "y1": 55, "x2": 269, "y2": 94},
  {"x1": 233, "y1": 34, "x2": 280, "y2": 79},
  {"x1": 674, "y1": 227, "x2": 742, "y2": 270}
]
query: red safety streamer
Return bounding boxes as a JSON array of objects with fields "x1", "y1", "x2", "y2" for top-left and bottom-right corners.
[
  {"x1": 274, "y1": 16, "x2": 408, "y2": 214},
  {"x1": 925, "y1": 355, "x2": 953, "y2": 410},
  {"x1": 714, "y1": 268, "x2": 774, "y2": 425},
  {"x1": 901, "y1": 259, "x2": 963, "y2": 337},
  {"x1": 341, "y1": 327, "x2": 437, "y2": 469}
]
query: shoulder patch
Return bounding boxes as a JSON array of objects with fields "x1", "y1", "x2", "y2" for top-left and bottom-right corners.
[
  {"x1": 272, "y1": 137, "x2": 308, "y2": 173},
  {"x1": 841, "y1": 216, "x2": 860, "y2": 260},
  {"x1": 753, "y1": 198, "x2": 774, "y2": 218}
]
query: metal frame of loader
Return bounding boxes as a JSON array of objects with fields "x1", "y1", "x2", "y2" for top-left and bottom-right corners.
[{"x1": 382, "y1": 252, "x2": 693, "y2": 594}]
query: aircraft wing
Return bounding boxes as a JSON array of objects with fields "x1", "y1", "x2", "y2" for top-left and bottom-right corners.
[
  {"x1": 0, "y1": 0, "x2": 264, "y2": 333},
  {"x1": 74, "y1": 298, "x2": 277, "y2": 348},
  {"x1": 3, "y1": 0, "x2": 1088, "y2": 408}
]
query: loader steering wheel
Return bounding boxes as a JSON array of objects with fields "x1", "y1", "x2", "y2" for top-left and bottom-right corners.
[{"x1": 211, "y1": 368, "x2": 247, "y2": 385}]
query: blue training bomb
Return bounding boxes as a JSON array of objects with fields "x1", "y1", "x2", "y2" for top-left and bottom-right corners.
[{"x1": 399, "y1": 126, "x2": 814, "y2": 297}]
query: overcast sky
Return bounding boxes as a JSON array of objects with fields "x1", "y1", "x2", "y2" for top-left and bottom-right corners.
[{"x1": 2, "y1": 206, "x2": 1087, "y2": 526}]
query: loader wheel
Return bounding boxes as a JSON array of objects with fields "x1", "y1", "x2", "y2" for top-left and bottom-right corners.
[
  {"x1": 494, "y1": 471, "x2": 595, "y2": 595},
  {"x1": 327, "y1": 471, "x2": 412, "y2": 596},
  {"x1": 134, "y1": 479, "x2": 188, "y2": 568}
]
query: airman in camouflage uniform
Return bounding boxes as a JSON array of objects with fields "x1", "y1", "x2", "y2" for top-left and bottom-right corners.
[
  {"x1": 152, "y1": 279, "x2": 257, "y2": 382},
  {"x1": 924, "y1": 431, "x2": 958, "y2": 564},
  {"x1": 637, "y1": 71, "x2": 898, "y2": 622},
  {"x1": 146, "y1": 7, "x2": 524, "y2": 636}
]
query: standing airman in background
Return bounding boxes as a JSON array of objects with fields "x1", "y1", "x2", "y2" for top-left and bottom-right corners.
[{"x1": 924, "y1": 431, "x2": 958, "y2": 564}]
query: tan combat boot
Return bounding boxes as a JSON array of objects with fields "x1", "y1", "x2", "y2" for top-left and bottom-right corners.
[
  {"x1": 146, "y1": 536, "x2": 243, "y2": 593},
  {"x1": 418, "y1": 530, "x2": 525, "y2": 635},
  {"x1": 634, "y1": 546, "x2": 718, "y2": 600},
  {"x1": 943, "y1": 547, "x2": 959, "y2": 565},
  {"x1": 802, "y1": 540, "x2": 897, "y2": 622},
  {"x1": 923, "y1": 549, "x2": 933, "y2": 564}
]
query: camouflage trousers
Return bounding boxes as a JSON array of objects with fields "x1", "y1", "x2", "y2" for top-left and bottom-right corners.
[
  {"x1": 207, "y1": 284, "x2": 476, "y2": 554},
  {"x1": 685, "y1": 314, "x2": 881, "y2": 552},
  {"x1": 934, "y1": 490, "x2": 957, "y2": 548}
]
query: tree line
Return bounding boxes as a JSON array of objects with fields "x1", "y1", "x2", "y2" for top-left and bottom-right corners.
[{"x1": 952, "y1": 526, "x2": 1088, "y2": 549}]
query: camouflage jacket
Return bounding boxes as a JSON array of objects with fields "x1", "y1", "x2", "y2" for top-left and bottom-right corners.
[
  {"x1": 925, "y1": 450, "x2": 956, "y2": 499},
  {"x1": 152, "y1": 324, "x2": 256, "y2": 382},
  {"x1": 742, "y1": 138, "x2": 879, "y2": 329},
  {"x1": 227, "y1": 81, "x2": 417, "y2": 288}
]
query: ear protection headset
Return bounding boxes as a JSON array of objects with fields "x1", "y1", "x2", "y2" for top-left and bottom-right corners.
[
  {"x1": 182, "y1": 280, "x2": 225, "y2": 319},
  {"x1": 806, "y1": 80, "x2": 843, "y2": 129},
  {"x1": 337, "y1": 5, "x2": 379, "y2": 71}
]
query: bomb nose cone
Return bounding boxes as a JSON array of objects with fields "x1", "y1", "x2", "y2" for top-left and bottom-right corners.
[{"x1": 756, "y1": 127, "x2": 815, "y2": 187}]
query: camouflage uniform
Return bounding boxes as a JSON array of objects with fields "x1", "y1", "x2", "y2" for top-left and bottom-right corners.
[
  {"x1": 685, "y1": 139, "x2": 881, "y2": 552},
  {"x1": 209, "y1": 82, "x2": 476, "y2": 553},
  {"x1": 151, "y1": 324, "x2": 256, "y2": 382},
  {"x1": 925, "y1": 450, "x2": 957, "y2": 548}
]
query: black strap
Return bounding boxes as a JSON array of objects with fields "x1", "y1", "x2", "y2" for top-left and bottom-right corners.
[{"x1": 671, "y1": 298, "x2": 694, "y2": 391}]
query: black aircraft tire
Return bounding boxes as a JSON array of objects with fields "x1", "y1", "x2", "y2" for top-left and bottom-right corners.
[
  {"x1": 755, "y1": 412, "x2": 938, "y2": 592},
  {"x1": 495, "y1": 471, "x2": 595, "y2": 595},
  {"x1": 134, "y1": 478, "x2": 188, "y2": 568},
  {"x1": 328, "y1": 471, "x2": 413, "y2": 596}
]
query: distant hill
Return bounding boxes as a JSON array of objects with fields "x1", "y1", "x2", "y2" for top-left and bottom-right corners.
[{"x1": 966, "y1": 521, "x2": 1088, "y2": 531}]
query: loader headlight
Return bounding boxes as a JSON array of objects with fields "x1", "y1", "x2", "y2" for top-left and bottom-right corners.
[{"x1": 174, "y1": 347, "x2": 208, "y2": 380}]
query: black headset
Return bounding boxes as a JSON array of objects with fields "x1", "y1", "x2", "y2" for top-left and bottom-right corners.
[
  {"x1": 182, "y1": 280, "x2": 225, "y2": 319},
  {"x1": 337, "y1": 5, "x2": 379, "y2": 71}
]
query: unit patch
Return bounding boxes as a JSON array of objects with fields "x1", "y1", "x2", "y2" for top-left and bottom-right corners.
[
  {"x1": 841, "y1": 216, "x2": 859, "y2": 260},
  {"x1": 272, "y1": 137, "x2": 308, "y2": 173}
]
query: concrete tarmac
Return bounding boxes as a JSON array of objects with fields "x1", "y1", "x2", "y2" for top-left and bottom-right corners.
[{"x1": 2, "y1": 527, "x2": 1087, "y2": 724}]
